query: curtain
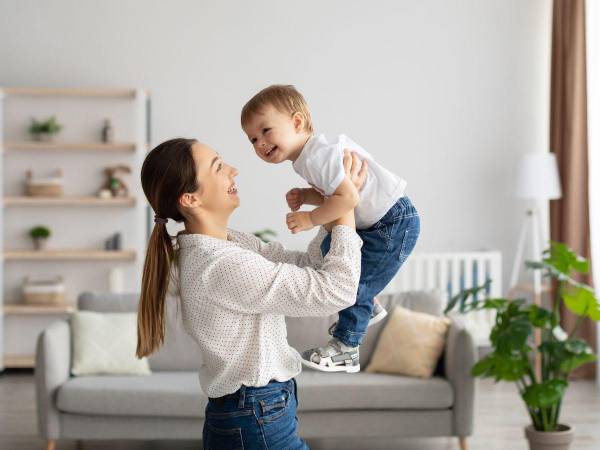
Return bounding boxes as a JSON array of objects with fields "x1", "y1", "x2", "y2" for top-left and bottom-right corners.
[{"x1": 550, "y1": 0, "x2": 595, "y2": 379}]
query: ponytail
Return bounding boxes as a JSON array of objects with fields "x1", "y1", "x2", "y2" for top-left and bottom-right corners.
[
  {"x1": 136, "y1": 222, "x2": 175, "y2": 358},
  {"x1": 136, "y1": 137, "x2": 198, "y2": 358}
]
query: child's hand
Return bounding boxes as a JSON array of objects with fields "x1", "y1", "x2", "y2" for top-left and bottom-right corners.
[
  {"x1": 286, "y1": 188, "x2": 305, "y2": 211},
  {"x1": 286, "y1": 211, "x2": 314, "y2": 234}
]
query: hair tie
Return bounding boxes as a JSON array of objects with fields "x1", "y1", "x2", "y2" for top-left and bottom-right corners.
[{"x1": 154, "y1": 215, "x2": 168, "y2": 225}]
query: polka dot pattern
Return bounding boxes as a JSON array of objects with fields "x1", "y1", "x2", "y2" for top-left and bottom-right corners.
[{"x1": 175, "y1": 225, "x2": 362, "y2": 398}]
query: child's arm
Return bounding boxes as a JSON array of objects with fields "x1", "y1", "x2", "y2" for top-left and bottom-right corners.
[
  {"x1": 286, "y1": 187, "x2": 324, "y2": 211},
  {"x1": 287, "y1": 177, "x2": 359, "y2": 234},
  {"x1": 302, "y1": 188, "x2": 325, "y2": 206}
]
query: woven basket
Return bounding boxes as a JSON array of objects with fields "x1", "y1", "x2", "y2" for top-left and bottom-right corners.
[{"x1": 22, "y1": 277, "x2": 66, "y2": 305}]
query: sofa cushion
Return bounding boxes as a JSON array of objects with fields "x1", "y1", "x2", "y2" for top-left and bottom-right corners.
[
  {"x1": 295, "y1": 371, "x2": 453, "y2": 411},
  {"x1": 366, "y1": 306, "x2": 451, "y2": 378},
  {"x1": 78, "y1": 290, "x2": 204, "y2": 371},
  {"x1": 57, "y1": 370, "x2": 453, "y2": 418},
  {"x1": 57, "y1": 372, "x2": 207, "y2": 417},
  {"x1": 70, "y1": 311, "x2": 151, "y2": 376},
  {"x1": 287, "y1": 290, "x2": 446, "y2": 368}
]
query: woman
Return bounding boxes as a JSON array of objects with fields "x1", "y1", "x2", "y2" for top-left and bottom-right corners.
[{"x1": 136, "y1": 138, "x2": 366, "y2": 449}]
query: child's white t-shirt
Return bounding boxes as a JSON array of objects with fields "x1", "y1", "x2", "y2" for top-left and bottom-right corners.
[{"x1": 292, "y1": 134, "x2": 407, "y2": 229}]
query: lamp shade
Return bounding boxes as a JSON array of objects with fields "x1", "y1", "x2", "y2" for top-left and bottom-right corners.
[{"x1": 513, "y1": 152, "x2": 562, "y2": 200}]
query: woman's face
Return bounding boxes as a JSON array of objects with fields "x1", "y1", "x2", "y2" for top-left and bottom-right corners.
[{"x1": 185, "y1": 143, "x2": 239, "y2": 215}]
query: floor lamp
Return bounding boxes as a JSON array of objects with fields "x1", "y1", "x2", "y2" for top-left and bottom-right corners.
[
  {"x1": 510, "y1": 153, "x2": 562, "y2": 377},
  {"x1": 510, "y1": 152, "x2": 562, "y2": 296}
]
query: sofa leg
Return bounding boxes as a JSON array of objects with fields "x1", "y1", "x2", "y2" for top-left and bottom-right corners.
[
  {"x1": 458, "y1": 437, "x2": 468, "y2": 450},
  {"x1": 45, "y1": 440, "x2": 56, "y2": 450}
]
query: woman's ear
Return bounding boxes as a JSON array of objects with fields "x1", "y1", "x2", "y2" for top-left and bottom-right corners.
[
  {"x1": 292, "y1": 112, "x2": 305, "y2": 132},
  {"x1": 179, "y1": 191, "x2": 202, "y2": 210}
]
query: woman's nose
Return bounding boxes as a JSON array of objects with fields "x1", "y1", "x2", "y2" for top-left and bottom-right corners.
[{"x1": 229, "y1": 166, "x2": 239, "y2": 177}]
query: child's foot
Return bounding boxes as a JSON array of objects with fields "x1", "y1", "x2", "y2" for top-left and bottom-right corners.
[
  {"x1": 300, "y1": 338, "x2": 360, "y2": 373},
  {"x1": 327, "y1": 297, "x2": 388, "y2": 336},
  {"x1": 369, "y1": 299, "x2": 388, "y2": 326}
]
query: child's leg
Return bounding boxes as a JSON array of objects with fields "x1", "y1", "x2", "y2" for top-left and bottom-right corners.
[{"x1": 332, "y1": 197, "x2": 420, "y2": 347}]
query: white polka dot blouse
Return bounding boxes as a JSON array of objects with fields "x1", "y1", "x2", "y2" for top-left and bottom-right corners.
[{"x1": 175, "y1": 225, "x2": 362, "y2": 398}]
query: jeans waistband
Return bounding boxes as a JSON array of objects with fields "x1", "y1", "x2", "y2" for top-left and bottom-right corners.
[{"x1": 209, "y1": 379, "x2": 294, "y2": 408}]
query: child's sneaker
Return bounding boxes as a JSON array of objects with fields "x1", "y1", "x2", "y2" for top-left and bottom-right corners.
[
  {"x1": 300, "y1": 338, "x2": 360, "y2": 373},
  {"x1": 369, "y1": 299, "x2": 388, "y2": 326},
  {"x1": 327, "y1": 297, "x2": 388, "y2": 336}
]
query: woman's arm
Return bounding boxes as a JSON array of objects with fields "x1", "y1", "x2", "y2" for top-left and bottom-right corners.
[
  {"x1": 182, "y1": 225, "x2": 361, "y2": 318},
  {"x1": 227, "y1": 227, "x2": 327, "y2": 269}
]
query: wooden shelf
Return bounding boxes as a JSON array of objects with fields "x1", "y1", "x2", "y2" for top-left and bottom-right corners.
[
  {"x1": 3, "y1": 355, "x2": 35, "y2": 368},
  {"x1": 4, "y1": 196, "x2": 136, "y2": 207},
  {"x1": 4, "y1": 304, "x2": 74, "y2": 315},
  {"x1": 4, "y1": 249, "x2": 136, "y2": 261},
  {"x1": 1, "y1": 87, "x2": 141, "y2": 98},
  {"x1": 3, "y1": 141, "x2": 137, "y2": 152}
]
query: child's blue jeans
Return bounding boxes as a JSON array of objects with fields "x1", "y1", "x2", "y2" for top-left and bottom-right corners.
[
  {"x1": 320, "y1": 196, "x2": 420, "y2": 347},
  {"x1": 203, "y1": 379, "x2": 308, "y2": 450}
]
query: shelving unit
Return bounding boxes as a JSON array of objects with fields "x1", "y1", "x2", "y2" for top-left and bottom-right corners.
[
  {"x1": 4, "y1": 304, "x2": 74, "y2": 315},
  {"x1": 4, "y1": 141, "x2": 137, "y2": 152},
  {"x1": 5, "y1": 196, "x2": 136, "y2": 206},
  {"x1": 0, "y1": 87, "x2": 150, "y2": 370},
  {"x1": 4, "y1": 249, "x2": 136, "y2": 261}
]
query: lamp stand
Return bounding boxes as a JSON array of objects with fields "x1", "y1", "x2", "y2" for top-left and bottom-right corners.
[{"x1": 509, "y1": 205, "x2": 549, "y2": 379}]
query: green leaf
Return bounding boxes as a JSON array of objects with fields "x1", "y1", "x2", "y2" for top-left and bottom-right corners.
[
  {"x1": 444, "y1": 281, "x2": 491, "y2": 314},
  {"x1": 471, "y1": 353, "x2": 528, "y2": 381},
  {"x1": 563, "y1": 285, "x2": 600, "y2": 321},
  {"x1": 560, "y1": 353, "x2": 597, "y2": 373},
  {"x1": 522, "y1": 380, "x2": 567, "y2": 408},
  {"x1": 493, "y1": 317, "x2": 531, "y2": 355},
  {"x1": 528, "y1": 305, "x2": 554, "y2": 328}
]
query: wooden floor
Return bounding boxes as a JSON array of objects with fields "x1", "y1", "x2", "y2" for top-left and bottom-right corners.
[{"x1": 1, "y1": 370, "x2": 599, "y2": 450}]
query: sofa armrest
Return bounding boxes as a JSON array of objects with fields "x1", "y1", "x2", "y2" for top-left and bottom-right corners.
[
  {"x1": 35, "y1": 320, "x2": 71, "y2": 439},
  {"x1": 444, "y1": 314, "x2": 476, "y2": 437}
]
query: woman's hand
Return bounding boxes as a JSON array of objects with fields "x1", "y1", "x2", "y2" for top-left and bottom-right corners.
[
  {"x1": 327, "y1": 149, "x2": 365, "y2": 231},
  {"x1": 343, "y1": 149, "x2": 368, "y2": 192}
]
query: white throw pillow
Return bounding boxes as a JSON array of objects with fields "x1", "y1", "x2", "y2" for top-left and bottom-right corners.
[{"x1": 71, "y1": 311, "x2": 151, "y2": 376}]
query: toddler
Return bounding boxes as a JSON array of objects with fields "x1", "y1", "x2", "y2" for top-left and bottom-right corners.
[{"x1": 241, "y1": 85, "x2": 420, "y2": 373}]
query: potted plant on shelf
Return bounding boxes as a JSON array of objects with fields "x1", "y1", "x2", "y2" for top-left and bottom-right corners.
[
  {"x1": 30, "y1": 225, "x2": 51, "y2": 250},
  {"x1": 29, "y1": 116, "x2": 63, "y2": 142},
  {"x1": 445, "y1": 242, "x2": 599, "y2": 450}
]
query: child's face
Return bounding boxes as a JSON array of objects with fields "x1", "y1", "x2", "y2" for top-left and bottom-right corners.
[{"x1": 243, "y1": 104, "x2": 306, "y2": 164}]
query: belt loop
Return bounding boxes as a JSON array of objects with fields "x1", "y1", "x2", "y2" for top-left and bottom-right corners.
[{"x1": 238, "y1": 385, "x2": 246, "y2": 408}]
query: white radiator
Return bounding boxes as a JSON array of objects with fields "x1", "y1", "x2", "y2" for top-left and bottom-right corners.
[{"x1": 382, "y1": 251, "x2": 502, "y2": 346}]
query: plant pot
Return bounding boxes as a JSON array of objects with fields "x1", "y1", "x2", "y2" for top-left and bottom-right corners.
[
  {"x1": 525, "y1": 424, "x2": 574, "y2": 450},
  {"x1": 31, "y1": 132, "x2": 55, "y2": 142},
  {"x1": 33, "y1": 237, "x2": 48, "y2": 251}
]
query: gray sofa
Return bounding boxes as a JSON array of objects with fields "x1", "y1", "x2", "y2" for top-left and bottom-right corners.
[{"x1": 36, "y1": 290, "x2": 476, "y2": 450}]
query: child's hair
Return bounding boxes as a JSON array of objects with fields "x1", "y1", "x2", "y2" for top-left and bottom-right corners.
[
  {"x1": 241, "y1": 84, "x2": 314, "y2": 133},
  {"x1": 136, "y1": 137, "x2": 199, "y2": 358}
]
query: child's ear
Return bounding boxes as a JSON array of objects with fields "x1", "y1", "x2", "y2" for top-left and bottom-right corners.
[{"x1": 292, "y1": 112, "x2": 305, "y2": 132}]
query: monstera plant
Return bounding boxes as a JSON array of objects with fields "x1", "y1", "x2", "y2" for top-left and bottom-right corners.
[{"x1": 445, "y1": 242, "x2": 599, "y2": 450}]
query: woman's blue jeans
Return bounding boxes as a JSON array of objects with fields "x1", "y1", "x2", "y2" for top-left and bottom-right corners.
[
  {"x1": 203, "y1": 379, "x2": 308, "y2": 450},
  {"x1": 321, "y1": 196, "x2": 420, "y2": 347}
]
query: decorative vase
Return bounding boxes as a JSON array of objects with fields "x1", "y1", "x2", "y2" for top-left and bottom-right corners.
[
  {"x1": 33, "y1": 237, "x2": 48, "y2": 251},
  {"x1": 525, "y1": 424, "x2": 574, "y2": 450}
]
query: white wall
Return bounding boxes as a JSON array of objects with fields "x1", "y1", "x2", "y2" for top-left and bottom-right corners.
[{"x1": 0, "y1": 0, "x2": 552, "y2": 294}]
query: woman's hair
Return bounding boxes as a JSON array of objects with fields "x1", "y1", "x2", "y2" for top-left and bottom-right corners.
[
  {"x1": 136, "y1": 137, "x2": 199, "y2": 358},
  {"x1": 241, "y1": 84, "x2": 314, "y2": 133}
]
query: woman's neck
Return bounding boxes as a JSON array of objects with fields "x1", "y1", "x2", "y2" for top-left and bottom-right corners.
[{"x1": 184, "y1": 214, "x2": 228, "y2": 240}]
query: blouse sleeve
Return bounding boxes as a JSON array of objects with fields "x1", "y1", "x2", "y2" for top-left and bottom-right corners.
[
  {"x1": 183, "y1": 226, "x2": 361, "y2": 317},
  {"x1": 227, "y1": 227, "x2": 327, "y2": 269}
]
